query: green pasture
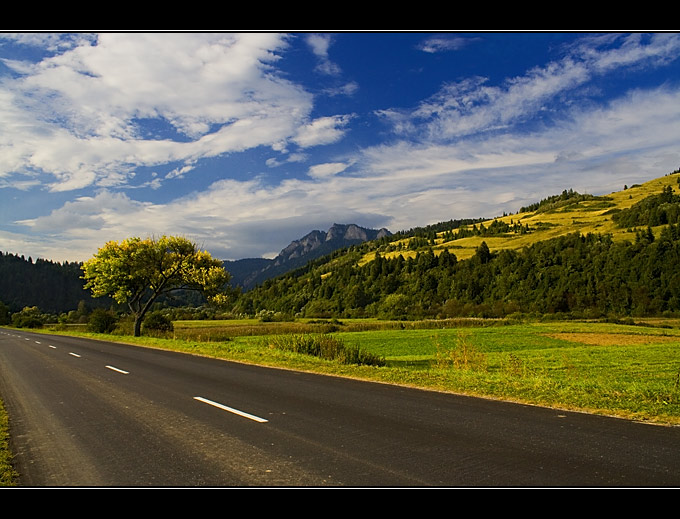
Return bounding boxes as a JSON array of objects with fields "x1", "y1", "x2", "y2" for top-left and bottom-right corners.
[{"x1": 329, "y1": 322, "x2": 680, "y2": 424}]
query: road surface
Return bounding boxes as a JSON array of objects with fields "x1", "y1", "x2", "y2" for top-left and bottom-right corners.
[{"x1": 1, "y1": 327, "x2": 679, "y2": 487}]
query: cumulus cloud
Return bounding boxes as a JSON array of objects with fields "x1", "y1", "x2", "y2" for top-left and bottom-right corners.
[
  {"x1": 0, "y1": 33, "x2": 321, "y2": 191},
  {"x1": 293, "y1": 115, "x2": 353, "y2": 147}
]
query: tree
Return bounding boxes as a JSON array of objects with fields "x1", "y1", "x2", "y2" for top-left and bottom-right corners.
[
  {"x1": 475, "y1": 241, "x2": 492, "y2": 264},
  {"x1": 82, "y1": 236, "x2": 230, "y2": 336},
  {"x1": 0, "y1": 300, "x2": 10, "y2": 325}
]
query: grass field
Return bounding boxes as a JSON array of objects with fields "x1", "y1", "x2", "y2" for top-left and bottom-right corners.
[{"x1": 31, "y1": 317, "x2": 680, "y2": 427}]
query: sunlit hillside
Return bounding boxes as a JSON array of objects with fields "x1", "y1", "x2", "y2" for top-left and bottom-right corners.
[{"x1": 373, "y1": 171, "x2": 680, "y2": 263}]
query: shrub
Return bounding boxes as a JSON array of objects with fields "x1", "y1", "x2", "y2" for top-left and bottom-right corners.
[
  {"x1": 257, "y1": 310, "x2": 294, "y2": 322},
  {"x1": 266, "y1": 334, "x2": 386, "y2": 367},
  {"x1": 434, "y1": 331, "x2": 487, "y2": 371},
  {"x1": 143, "y1": 311, "x2": 174, "y2": 333},
  {"x1": 11, "y1": 306, "x2": 45, "y2": 328},
  {"x1": 87, "y1": 308, "x2": 118, "y2": 333}
]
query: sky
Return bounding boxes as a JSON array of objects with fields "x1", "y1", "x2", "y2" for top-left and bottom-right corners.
[{"x1": 1, "y1": 31, "x2": 680, "y2": 262}]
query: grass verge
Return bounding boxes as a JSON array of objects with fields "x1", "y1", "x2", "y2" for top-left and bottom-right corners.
[{"x1": 0, "y1": 399, "x2": 18, "y2": 486}]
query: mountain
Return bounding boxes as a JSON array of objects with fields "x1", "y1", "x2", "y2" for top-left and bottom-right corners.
[{"x1": 225, "y1": 223, "x2": 391, "y2": 291}]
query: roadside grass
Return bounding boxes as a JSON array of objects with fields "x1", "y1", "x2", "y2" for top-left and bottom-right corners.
[
  {"x1": 0, "y1": 399, "x2": 18, "y2": 486},
  {"x1": 15, "y1": 318, "x2": 680, "y2": 426}
]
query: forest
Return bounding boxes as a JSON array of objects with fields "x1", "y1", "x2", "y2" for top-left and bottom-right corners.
[
  {"x1": 234, "y1": 225, "x2": 680, "y2": 320},
  {"x1": 0, "y1": 253, "x2": 108, "y2": 316},
  {"x1": 235, "y1": 176, "x2": 680, "y2": 320}
]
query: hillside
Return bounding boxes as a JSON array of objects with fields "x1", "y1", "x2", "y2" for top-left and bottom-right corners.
[
  {"x1": 374, "y1": 173, "x2": 680, "y2": 264},
  {"x1": 235, "y1": 170, "x2": 680, "y2": 320}
]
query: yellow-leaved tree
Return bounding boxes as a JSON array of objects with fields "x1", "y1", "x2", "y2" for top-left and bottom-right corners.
[{"x1": 82, "y1": 235, "x2": 231, "y2": 336}]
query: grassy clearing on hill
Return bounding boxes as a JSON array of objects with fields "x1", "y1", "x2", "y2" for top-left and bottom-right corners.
[
  {"x1": 376, "y1": 173, "x2": 680, "y2": 263},
  {"x1": 25, "y1": 317, "x2": 680, "y2": 426}
]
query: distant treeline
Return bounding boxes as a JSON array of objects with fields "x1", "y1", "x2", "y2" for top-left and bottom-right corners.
[
  {"x1": 0, "y1": 252, "x2": 106, "y2": 314},
  {"x1": 235, "y1": 223, "x2": 680, "y2": 320},
  {"x1": 611, "y1": 185, "x2": 680, "y2": 228},
  {"x1": 518, "y1": 188, "x2": 614, "y2": 214}
]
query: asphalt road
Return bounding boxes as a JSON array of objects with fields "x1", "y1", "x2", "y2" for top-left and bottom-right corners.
[{"x1": 1, "y1": 327, "x2": 679, "y2": 487}]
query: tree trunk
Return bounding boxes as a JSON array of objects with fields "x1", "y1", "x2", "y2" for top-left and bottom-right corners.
[{"x1": 133, "y1": 315, "x2": 142, "y2": 337}]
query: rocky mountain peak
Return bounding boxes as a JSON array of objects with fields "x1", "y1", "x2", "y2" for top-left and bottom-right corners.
[{"x1": 225, "y1": 223, "x2": 391, "y2": 290}]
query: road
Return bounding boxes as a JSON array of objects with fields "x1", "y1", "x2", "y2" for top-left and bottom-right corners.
[{"x1": 1, "y1": 327, "x2": 679, "y2": 487}]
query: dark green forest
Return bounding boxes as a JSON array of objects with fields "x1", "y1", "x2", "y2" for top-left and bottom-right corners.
[
  {"x1": 236, "y1": 183, "x2": 680, "y2": 320},
  {"x1": 0, "y1": 253, "x2": 107, "y2": 315},
  {"x1": 234, "y1": 225, "x2": 680, "y2": 320}
]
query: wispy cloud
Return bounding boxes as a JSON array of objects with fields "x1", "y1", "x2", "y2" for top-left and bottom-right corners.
[
  {"x1": 306, "y1": 33, "x2": 341, "y2": 76},
  {"x1": 417, "y1": 34, "x2": 480, "y2": 53}
]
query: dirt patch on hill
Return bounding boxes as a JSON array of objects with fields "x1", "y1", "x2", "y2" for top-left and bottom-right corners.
[{"x1": 544, "y1": 333, "x2": 680, "y2": 346}]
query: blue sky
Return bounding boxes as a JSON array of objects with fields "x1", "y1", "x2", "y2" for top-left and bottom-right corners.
[{"x1": 2, "y1": 32, "x2": 680, "y2": 262}]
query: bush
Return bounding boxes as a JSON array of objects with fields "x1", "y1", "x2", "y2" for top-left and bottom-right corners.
[
  {"x1": 266, "y1": 334, "x2": 386, "y2": 367},
  {"x1": 257, "y1": 310, "x2": 294, "y2": 322},
  {"x1": 11, "y1": 306, "x2": 45, "y2": 328},
  {"x1": 143, "y1": 311, "x2": 174, "y2": 333},
  {"x1": 87, "y1": 308, "x2": 118, "y2": 333},
  {"x1": 11, "y1": 314, "x2": 43, "y2": 328}
]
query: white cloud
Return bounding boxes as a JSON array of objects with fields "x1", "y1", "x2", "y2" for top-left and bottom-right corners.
[
  {"x1": 306, "y1": 33, "x2": 341, "y2": 76},
  {"x1": 19, "y1": 76, "x2": 680, "y2": 262},
  {"x1": 0, "y1": 33, "x2": 321, "y2": 191},
  {"x1": 307, "y1": 162, "x2": 349, "y2": 179},
  {"x1": 402, "y1": 33, "x2": 680, "y2": 143},
  {"x1": 293, "y1": 115, "x2": 353, "y2": 147},
  {"x1": 417, "y1": 35, "x2": 479, "y2": 54},
  {"x1": 5, "y1": 33, "x2": 680, "y2": 264}
]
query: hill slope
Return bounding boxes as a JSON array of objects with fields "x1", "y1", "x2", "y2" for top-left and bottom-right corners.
[
  {"x1": 370, "y1": 173, "x2": 680, "y2": 264},
  {"x1": 235, "y1": 170, "x2": 680, "y2": 319}
]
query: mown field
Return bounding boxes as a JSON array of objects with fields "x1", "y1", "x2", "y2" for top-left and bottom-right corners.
[{"x1": 39, "y1": 317, "x2": 680, "y2": 426}]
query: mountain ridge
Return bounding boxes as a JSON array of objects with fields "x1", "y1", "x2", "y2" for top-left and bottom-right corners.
[{"x1": 225, "y1": 223, "x2": 391, "y2": 290}]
